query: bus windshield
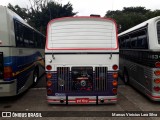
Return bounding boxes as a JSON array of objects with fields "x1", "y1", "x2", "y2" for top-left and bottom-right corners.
[{"x1": 47, "y1": 17, "x2": 117, "y2": 50}]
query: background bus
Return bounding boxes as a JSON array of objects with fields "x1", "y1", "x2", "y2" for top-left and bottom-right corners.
[
  {"x1": 0, "y1": 6, "x2": 45, "y2": 97},
  {"x1": 45, "y1": 16, "x2": 119, "y2": 104},
  {"x1": 118, "y1": 16, "x2": 160, "y2": 101}
]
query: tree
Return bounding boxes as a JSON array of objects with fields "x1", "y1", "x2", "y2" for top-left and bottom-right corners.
[
  {"x1": 8, "y1": 3, "x2": 28, "y2": 20},
  {"x1": 7, "y1": 1, "x2": 76, "y2": 34},
  {"x1": 28, "y1": 1, "x2": 76, "y2": 33},
  {"x1": 105, "y1": 7, "x2": 160, "y2": 33}
]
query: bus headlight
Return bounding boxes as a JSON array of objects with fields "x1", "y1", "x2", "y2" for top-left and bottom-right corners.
[
  {"x1": 47, "y1": 88, "x2": 52, "y2": 94},
  {"x1": 154, "y1": 78, "x2": 160, "y2": 84},
  {"x1": 112, "y1": 64, "x2": 118, "y2": 70},
  {"x1": 47, "y1": 80, "x2": 52, "y2": 87},
  {"x1": 46, "y1": 65, "x2": 52, "y2": 71},
  {"x1": 112, "y1": 80, "x2": 118, "y2": 86},
  {"x1": 112, "y1": 73, "x2": 118, "y2": 78},
  {"x1": 153, "y1": 86, "x2": 160, "y2": 92},
  {"x1": 112, "y1": 88, "x2": 117, "y2": 94},
  {"x1": 155, "y1": 62, "x2": 160, "y2": 68},
  {"x1": 154, "y1": 70, "x2": 160, "y2": 76},
  {"x1": 46, "y1": 73, "x2": 52, "y2": 79}
]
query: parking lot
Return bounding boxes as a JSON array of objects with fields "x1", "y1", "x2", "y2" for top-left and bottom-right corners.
[{"x1": 0, "y1": 75, "x2": 159, "y2": 120}]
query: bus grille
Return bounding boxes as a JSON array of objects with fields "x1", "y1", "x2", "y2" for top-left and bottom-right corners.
[
  {"x1": 71, "y1": 67, "x2": 93, "y2": 91},
  {"x1": 56, "y1": 67, "x2": 108, "y2": 92},
  {"x1": 94, "y1": 67, "x2": 108, "y2": 91},
  {"x1": 57, "y1": 67, "x2": 70, "y2": 91}
]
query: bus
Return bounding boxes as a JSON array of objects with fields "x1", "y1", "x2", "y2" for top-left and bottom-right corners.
[
  {"x1": 118, "y1": 16, "x2": 160, "y2": 101},
  {"x1": 45, "y1": 16, "x2": 119, "y2": 104},
  {"x1": 0, "y1": 6, "x2": 45, "y2": 97}
]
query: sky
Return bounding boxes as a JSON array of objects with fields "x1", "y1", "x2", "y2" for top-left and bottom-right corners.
[{"x1": 0, "y1": 0, "x2": 160, "y2": 16}]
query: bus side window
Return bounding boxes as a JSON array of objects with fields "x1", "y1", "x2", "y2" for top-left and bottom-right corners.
[
  {"x1": 130, "y1": 33, "x2": 137, "y2": 49},
  {"x1": 137, "y1": 30, "x2": 148, "y2": 49},
  {"x1": 119, "y1": 38, "x2": 122, "y2": 49},
  {"x1": 34, "y1": 32, "x2": 38, "y2": 48},
  {"x1": 120, "y1": 37, "x2": 126, "y2": 49},
  {"x1": 14, "y1": 21, "x2": 24, "y2": 47},
  {"x1": 29, "y1": 30, "x2": 35, "y2": 48},
  {"x1": 23, "y1": 27, "x2": 30, "y2": 47},
  {"x1": 157, "y1": 21, "x2": 160, "y2": 44},
  {"x1": 125, "y1": 36, "x2": 130, "y2": 49}
]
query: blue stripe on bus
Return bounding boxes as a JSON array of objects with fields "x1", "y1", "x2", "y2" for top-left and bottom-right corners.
[
  {"x1": 3, "y1": 51, "x2": 44, "y2": 92},
  {"x1": 4, "y1": 51, "x2": 42, "y2": 71}
]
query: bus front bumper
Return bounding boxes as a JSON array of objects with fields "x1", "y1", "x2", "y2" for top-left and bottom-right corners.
[
  {"x1": 0, "y1": 80, "x2": 17, "y2": 97},
  {"x1": 146, "y1": 93, "x2": 160, "y2": 101},
  {"x1": 47, "y1": 96, "x2": 118, "y2": 104}
]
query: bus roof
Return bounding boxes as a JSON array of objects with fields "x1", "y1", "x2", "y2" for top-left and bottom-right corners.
[
  {"x1": 118, "y1": 16, "x2": 160, "y2": 36},
  {"x1": 0, "y1": 6, "x2": 45, "y2": 37}
]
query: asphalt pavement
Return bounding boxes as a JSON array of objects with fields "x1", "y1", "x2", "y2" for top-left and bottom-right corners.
[{"x1": 0, "y1": 75, "x2": 159, "y2": 120}]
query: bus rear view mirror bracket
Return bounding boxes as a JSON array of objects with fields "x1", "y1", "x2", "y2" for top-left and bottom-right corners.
[
  {"x1": 52, "y1": 54, "x2": 55, "y2": 59},
  {"x1": 109, "y1": 53, "x2": 112, "y2": 59}
]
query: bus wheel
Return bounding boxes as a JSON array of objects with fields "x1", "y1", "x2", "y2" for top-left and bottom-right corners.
[
  {"x1": 123, "y1": 71, "x2": 129, "y2": 85},
  {"x1": 33, "y1": 67, "x2": 39, "y2": 86}
]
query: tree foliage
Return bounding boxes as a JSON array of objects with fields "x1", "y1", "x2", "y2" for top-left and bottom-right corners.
[
  {"x1": 8, "y1": 0, "x2": 76, "y2": 34},
  {"x1": 105, "y1": 7, "x2": 160, "y2": 33},
  {"x1": 8, "y1": 3, "x2": 28, "y2": 20}
]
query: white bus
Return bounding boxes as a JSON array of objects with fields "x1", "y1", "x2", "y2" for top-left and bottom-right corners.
[
  {"x1": 0, "y1": 6, "x2": 45, "y2": 97},
  {"x1": 45, "y1": 16, "x2": 119, "y2": 104},
  {"x1": 118, "y1": 16, "x2": 160, "y2": 101}
]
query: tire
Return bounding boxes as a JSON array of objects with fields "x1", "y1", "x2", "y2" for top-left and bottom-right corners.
[
  {"x1": 123, "y1": 70, "x2": 129, "y2": 85},
  {"x1": 32, "y1": 67, "x2": 39, "y2": 86}
]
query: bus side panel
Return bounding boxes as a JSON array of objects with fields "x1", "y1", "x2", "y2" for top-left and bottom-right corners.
[
  {"x1": 9, "y1": 48, "x2": 45, "y2": 94},
  {"x1": 0, "y1": 7, "x2": 10, "y2": 46},
  {"x1": 119, "y1": 52, "x2": 160, "y2": 101}
]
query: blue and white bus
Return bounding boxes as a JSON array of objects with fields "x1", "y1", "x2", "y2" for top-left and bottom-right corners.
[{"x1": 0, "y1": 6, "x2": 45, "y2": 97}]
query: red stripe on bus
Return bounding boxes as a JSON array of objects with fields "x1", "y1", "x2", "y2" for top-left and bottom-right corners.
[{"x1": 147, "y1": 93, "x2": 160, "y2": 98}]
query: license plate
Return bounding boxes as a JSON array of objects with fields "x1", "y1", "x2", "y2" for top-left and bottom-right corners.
[{"x1": 75, "y1": 98, "x2": 89, "y2": 104}]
